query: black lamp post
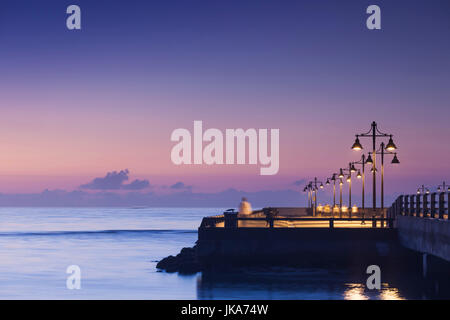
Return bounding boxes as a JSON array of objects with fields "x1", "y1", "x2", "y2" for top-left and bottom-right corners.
[
  {"x1": 417, "y1": 185, "x2": 430, "y2": 195},
  {"x1": 339, "y1": 178, "x2": 343, "y2": 217},
  {"x1": 350, "y1": 155, "x2": 366, "y2": 222},
  {"x1": 437, "y1": 181, "x2": 448, "y2": 193},
  {"x1": 351, "y1": 121, "x2": 398, "y2": 211},
  {"x1": 325, "y1": 173, "x2": 343, "y2": 217},
  {"x1": 303, "y1": 183, "x2": 314, "y2": 210},
  {"x1": 304, "y1": 177, "x2": 324, "y2": 216},
  {"x1": 328, "y1": 174, "x2": 337, "y2": 209},
  {"x1": 373, "y1": 142, "x2": 400, "y2": 210},
  {"x1": 339, "y1": 163, "x2": 356, "y2": 212}
]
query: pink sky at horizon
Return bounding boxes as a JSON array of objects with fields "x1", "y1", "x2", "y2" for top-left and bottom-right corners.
[
  {"x1": 1, "y1": 0, "x2": 449, "y2": 196},
  {"x1": 0, "y1": 85, "x2": 449, "y2": 194},
  {"x1": 0, "y1": 96, "x2": 448, "y2": 195}
]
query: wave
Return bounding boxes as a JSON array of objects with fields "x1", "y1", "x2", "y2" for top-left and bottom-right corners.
[{"x1": 0, "y1": 229, "x2": 197, "y2": 237}]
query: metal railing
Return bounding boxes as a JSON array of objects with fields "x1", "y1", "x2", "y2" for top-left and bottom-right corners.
[
  {"x1": 199, "y1": 212, "x2": 394, "y2": 229},
  {"x1": 388, "y1": 192, "x2": 449, "y2": 220}
]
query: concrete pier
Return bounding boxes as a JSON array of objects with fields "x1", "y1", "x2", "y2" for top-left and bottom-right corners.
[
  {"x1": 158, "y1": 200, "x2": 450, "y2": 274},
  {"x1": 196, "y1": 227, "x2": 409, "y2": 268},
  {"x1": 397, "y1": 215, "x2": 450, "y2": 263}
]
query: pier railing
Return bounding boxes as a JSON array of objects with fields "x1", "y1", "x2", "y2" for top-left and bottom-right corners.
[
  {"x1": 200, "y1": 212, "x2": 394, "y2": 229},
  {"x1": 388, "y1": 192, "x2": 449, "y2": 220}
]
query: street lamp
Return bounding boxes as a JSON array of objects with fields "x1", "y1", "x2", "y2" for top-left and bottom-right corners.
[
  {"x1": 373, "y1": 142, "x2": 400, "y2": 210},
  {"x1": 417, "y1": 185, "x2": 430, "y2": 195},
  {"x1": 437, "y1": 182, "x2": 448, "y2": 193},
  {"x1": 391, "y1": 153, "x2": 400, "y2": 164},
  {"x1": 326, "y1": 174, "x2": 345, "y2": 217},
  {"x1": 385, "y1": 137, "x2": 397, "y2": 151},
  {"x1": 338, "y1": 163, "x2": 356, "y2": 216},
  {"x1": 339, "y1": 178, "x2": 343, "y2": 217},
  {"x1": 328, "y1": 174, "x2": 338, "y2": 210},
  {"x1": 305, "y1": 177, "x2": 325, "y2": 216},
  {"x1": 304, "y1": 183, "x2": 314, "y2": 210},
  {"x1": 351, "y1": 137, "x2": 363, "y2": 150},
  {"x1": 351, "y1": 121, "x2": 397, "y2": 211},
  {"x1": 350, "y1": 154, "x2": 366, "y2": 223}
]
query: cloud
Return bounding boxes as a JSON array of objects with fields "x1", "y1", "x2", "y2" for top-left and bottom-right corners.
[
  {"x1": 0, "y1": 188, "x2": 306, "y2": 208},
  {"x1": 170, "y1": 182, "x2": 192, "y2": 191},
  {"x1": 122, "y1": 179, "x2": 150, "y2": 190},
  {"x1": 0, "y1": 188, "x2": 403, "y2": 208},
  {"x1": 293, "y1": 179, "x2": 307, "y2": 186},
  {"x1": 80, "y1": 169, "x2": 150, "y2": 190}
]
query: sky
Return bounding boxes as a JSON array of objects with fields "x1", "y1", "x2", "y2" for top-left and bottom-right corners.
[{"x1": 0, "y1": 0, "x2": 449, "y2": 207}]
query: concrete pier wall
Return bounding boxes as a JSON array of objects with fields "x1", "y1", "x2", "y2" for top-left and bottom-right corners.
[
  {"x1": 397, "y1": 215, "x2": 450, "y2": 263},
  {"x1": 197, "y1": 228, "x2": 410, "y2": 268}
]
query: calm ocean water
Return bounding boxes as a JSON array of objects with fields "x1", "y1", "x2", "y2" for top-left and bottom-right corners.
[{"x1": 0, "y1": 207, "x2": 442, "y2": 300}]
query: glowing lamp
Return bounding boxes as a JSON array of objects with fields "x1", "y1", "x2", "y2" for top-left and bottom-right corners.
[
  {"x1": 351, "y1": 137, "x2": 363, "y2": 150},
  {"x1": 385, "y1": 137, "x2": 397, "y2": 151}
]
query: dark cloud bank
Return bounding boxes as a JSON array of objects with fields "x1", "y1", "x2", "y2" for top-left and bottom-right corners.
[
  {"x1": 0, "y1": 188, "x2": 303, "y2": 207},
  {"x1": 0, "y1": 170, "x2": 307, "y2": 207},
  {"x1": 80, "y1": 169, "x2": 150, "y2": 190},
  {"x1": 170, "y1": 182, "x2": 192, "y2": 190}
]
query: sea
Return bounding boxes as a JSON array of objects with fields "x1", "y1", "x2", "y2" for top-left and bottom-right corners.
[{"x1": 0, "y1": 207, "x2": 446, "y2": 300}]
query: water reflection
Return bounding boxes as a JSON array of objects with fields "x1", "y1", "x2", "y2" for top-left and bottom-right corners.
[
  {"x1": 197, "y1": 267, "x2": 416, "y2": 300},
  {"x1": 343, "y1": 284, "x2": 368, "y2": 300},
  {"x1": 379, "y1": 286, "x2": 404, "y2": 300},
  {"x1": 343, "y1": 283, "x2": 404, "y2": 300}
]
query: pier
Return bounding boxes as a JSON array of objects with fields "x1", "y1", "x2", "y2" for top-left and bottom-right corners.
[
  {"x1": 157, "y1": 198, "x2": 449, "y2": 274},
  {"x1": 194, "y1": 208, "x2": 403, "y2": 270},
  {"x1": 389, "y1": 192, "x2": 450, "y2": 267},
  {"x1": 157, "y1": 122, "x2": 449, "y2": 273},
  {"x1": 192, "y1": 196, "x2": 449, "y2": 271}
]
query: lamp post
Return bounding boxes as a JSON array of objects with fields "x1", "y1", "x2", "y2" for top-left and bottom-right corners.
[
  {"x1": 351, "y1": 121, "x2": 397, "y2": 211},
  {"x1": 350, "y1": 155, "x2": 366, "y2": 222},
  {"x1": 329, "y1": 174, "x2": 337, "y2": 209},
  {"x1": 304, "y1": 177, "x2": 324, "y2": 216},
  {"x1": 373, "y1": 143, "x2": 400, "y2": 210},
  {"x1": 339, "y1": 178, "x2": 343, "y2": 217},
  {"x1": 325, "y1": 173, "x2": 342, "y2": 217},
  {"x1": 417, "y1": 185, "x2": 430, "y2": 195},
  {"x1": 338, "y1": 163, "x2": 356, "y2": 215},
  {"x1": 303, "y1": 183, "x2": 314, "y2": 210},
  {"x1": 329, "y1": 171, "x2": 345, "y2": 217},
  {"x1": 303, "y1": 186, "x2": 311, "y2": 208},
  {"x1": 437, "y1": 182, "x2": 448, "y2": 193}
]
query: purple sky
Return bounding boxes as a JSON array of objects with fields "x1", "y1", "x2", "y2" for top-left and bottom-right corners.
[{"x1": 0, "y1": 0, "x2": 449, "y2": 207}]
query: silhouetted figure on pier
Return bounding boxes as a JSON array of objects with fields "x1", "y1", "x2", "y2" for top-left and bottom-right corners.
[{"x1": 238, "y1": 197, "x2": 253, "y2": 215}]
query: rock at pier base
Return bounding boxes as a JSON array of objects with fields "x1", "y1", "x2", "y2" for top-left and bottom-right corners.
[{"x1": 156, "y1": 246, "x2": 202, "y2": 274}]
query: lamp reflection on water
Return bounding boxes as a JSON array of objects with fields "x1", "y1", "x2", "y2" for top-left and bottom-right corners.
[
  {"x1": 344, "y1": 283, "x2": 404, "y2": 300},
  {"x1": 344, "y1": 284, "x2": 368, "y2": 300},
  {"x1": 379, "y1": 287, "x2": 404, "y2": 300}
]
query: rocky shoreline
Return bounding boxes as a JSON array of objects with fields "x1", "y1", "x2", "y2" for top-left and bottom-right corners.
[{"x1": 156, "y1": 245, "x2": 202, "y2": 274}]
